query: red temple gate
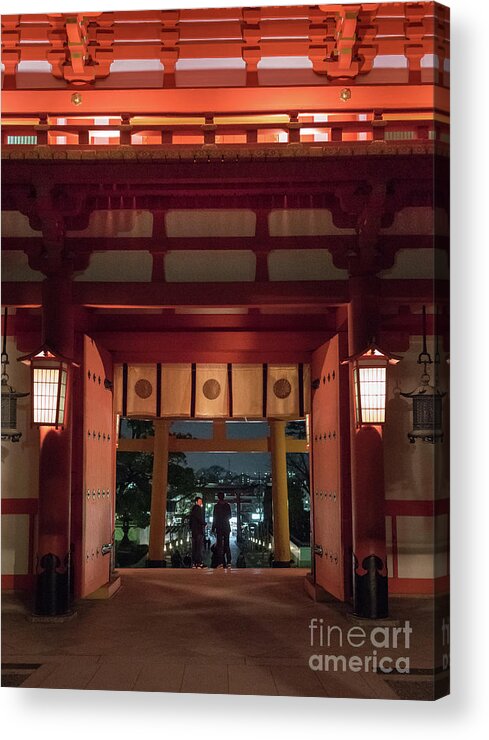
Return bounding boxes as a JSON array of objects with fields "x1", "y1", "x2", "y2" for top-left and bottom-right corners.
[
  {"x1": 310, "y1": 333, "x2": 351, "y2": 601},
  {"x1": 80, "y1": 336, "x2": 115, "y2": 597}
]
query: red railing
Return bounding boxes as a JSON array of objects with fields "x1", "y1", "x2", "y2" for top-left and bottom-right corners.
[{"x1": 1, "y1": 111, "x2": 449, "y2": 149}]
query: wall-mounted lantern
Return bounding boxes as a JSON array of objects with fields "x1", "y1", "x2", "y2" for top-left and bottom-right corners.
[
  {"x1": 18, "y1": 346, "x2": 77, "y2": 428},
  {"x1": 1, "y1": 309, "x2": 29, "y2": 442},
  {"x1": 401, "y1": 306, "x2": 445, "y2": 444},
  {"x1": 343, "y1": 343, "x2": 401, "y2": 426}
]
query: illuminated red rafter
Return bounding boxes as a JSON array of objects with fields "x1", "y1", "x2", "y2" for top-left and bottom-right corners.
[
  {"x1": 1, "y1": 84, "x2": 449, "y2": 116},
  {"x1": 1, "y1": 3, "x2": 450, "y2": 88}
]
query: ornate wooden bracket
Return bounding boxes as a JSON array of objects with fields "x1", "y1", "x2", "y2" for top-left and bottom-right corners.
[
  {"x1": 241, "y1": 7, "x2": 262, "y2": 85},
  {"x1": 12, "y1": 182, "x2": 92, "y2": 275},
  {"x1": 160, "y1": 9, "x2": 180, "y2": 88},
  {"x1": 310, "y1": 5, "x2": 375, "y2": 80},
  {"x1": 1, "y1": 15, "x2": 21, "y2": 90},
  {"x1": 46, "y1": 13, "x2": 113, "y2": 86}
]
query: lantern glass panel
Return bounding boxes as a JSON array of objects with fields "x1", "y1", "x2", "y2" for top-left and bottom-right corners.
[
  {"x1": 355, "y1": 365, "x2": 387, "y2": 424},
  {"x1": 353, "y1": 367, "x2": 360, "y2": 424},
  {"x1": 33, "y1": 365, "x2": 60, "y2": 425},
  {"x1": 58, "y1": 367, "x2": 68, "y2": 425}
]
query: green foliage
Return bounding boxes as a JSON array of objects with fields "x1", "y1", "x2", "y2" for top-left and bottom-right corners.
[
  {"x1": 287, "y1": 452, "x2": 310, "y2": 495},
  {"x1": 285, "y1": 420, "x2": 307, "y2": 440},
  {"x1": 116, "y1": 449, "x2": 196, "y2": 533},
  {"x1": 116, "y1": 451, "x2": 153, "y2": 530},
  {"x1": 196, "y1": 464, "x2": 237, "y2": 484},
  {"x1": 285, "y1": 422, "x2": 311, "y2": 535},
  {"x1": 125, "y1": 419, "x2": 154, "y2": 439},
  {"x1": 287, "y1": 475, "x2": 311, "y2": 544},
  {"x1": 287, "y1": 451, "x2": 311, "y2": 544},
  {"x1": 168, "y1": 452, "x2": 196, "y2": 509}
]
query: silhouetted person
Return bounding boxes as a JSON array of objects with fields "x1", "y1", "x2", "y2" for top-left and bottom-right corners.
[
  {"x1": 183, "y1": 553, "x2": 192, "y2": 568},
  {"x1": 212, "y1": 491, "x2": 232, "y2": 568},
  {"x1": 210, "y1": 542, "x2": 230, "y2": 568},
  {"x1": 171, "y1": 549, "x2": 183, "y2": 568},
  {"x1": 210, "y1": 543, "x2": 219, "y2": 569},
  {"x1": 189, "y1": 496, "x2": 205, "y2": 568},
  {"x1": 236, "y1": 552, "x2": 246, "y2": 569}
]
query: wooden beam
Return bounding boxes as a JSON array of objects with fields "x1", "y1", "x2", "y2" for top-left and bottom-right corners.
[
  {"x1": 285, "y1": 439, "x2": 309, "y2": 454},
  {"x1": 117, "y1": 436, "x2": 308, "y2": 454},
  {"x1": 12, "y1": 309, "x2": 446, "y2": 336},
  {"x1": 76, "y1": 281, "x2": 349, "y2": 308},
  {"x1": 1, "y1": 85, "x2": 450, "y2": 116},
  {"x1": 1, "y1": 234, "x2": 449, "y2": 254},
  {"x1": 1, "y1": 152, "x2": 439, "y2": 189},
  {"x1": 380, "y1": 279, "x2": 449, "y2": 303},
  {"x1": 103, "y1": 327, "x2": 331, "y2": 362},
  {"x1": 111, "y1": 350, "x2": 313, "y2": 364},
  {"x1": 10, "y1": 310, "x2": 337, "y2": 334},
  {"x1": 117, "y1": 438, "x2": 154, "y2": 453},
  {"x1": 92, "y1": 330, "x2": 328, "y2": 354},
  {"x1": 1, "y1": 280, "x2": 345, "y2": 308},
  {"x1": 1, "y1": 282, "x2": 42, "y2": 307},
  {"x1": 171, "y1": 437, "x2": 270, "y2": 453},
  {"x1": 1, "y1": 279, "x2": 447, "y2": 309}
]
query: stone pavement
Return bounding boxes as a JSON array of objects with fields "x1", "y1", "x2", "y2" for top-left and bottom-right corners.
[{"x1": 1, "y1": 568, "x2": 447, "y2": 699}]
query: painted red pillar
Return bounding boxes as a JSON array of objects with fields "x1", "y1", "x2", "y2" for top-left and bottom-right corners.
[
  {"x1": 35, "y1": 272, "x2": 75, "y2": 616},
  {"x1": 348, "y1": 276, "x2": 388, "y2": 618}
]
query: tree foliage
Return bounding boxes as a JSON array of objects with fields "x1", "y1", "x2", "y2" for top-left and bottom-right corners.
[
  {"x1": 125, "y1": 418, "x2": 154, "y2": 439},
  {"x1": 116, "y1": 452, "x2": 153, "y2": 538},
  {"x1": 287, "y1": 475, "x2": 311, "y2": 543},
  {"x1": 116, "y1": 448, "x2": 196, "y2": 536},
  {"x1": 168, "y1": 452, "x2": 196, "y2": 509},
  {"x1": 285, "y1": 421, "x2": 310, "y2": 543}
]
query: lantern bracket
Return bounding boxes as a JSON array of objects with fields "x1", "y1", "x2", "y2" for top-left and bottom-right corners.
[{"x1": 417, "y1": 305, "x2": 433, "y2": 370}]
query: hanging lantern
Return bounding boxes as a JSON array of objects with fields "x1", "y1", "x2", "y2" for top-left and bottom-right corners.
[
  {"x1": 1, "y1": 309, "x2": 30, "y2": 443},
  {"x1": 18, "y1": 345, "x2": 77, "y2": 428},
  {"x1": 401, "y1": 306, "x2": 445, "y2": 444},
  {"x1": 343, "y1": 343, "x2": 401, "y2": 426},
  {"x1": 401, "y1": 375, "x2": 444, "y2": 444},
  {"x1": 1, "y1": 376, "x2": 30, "y2": 443}
]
